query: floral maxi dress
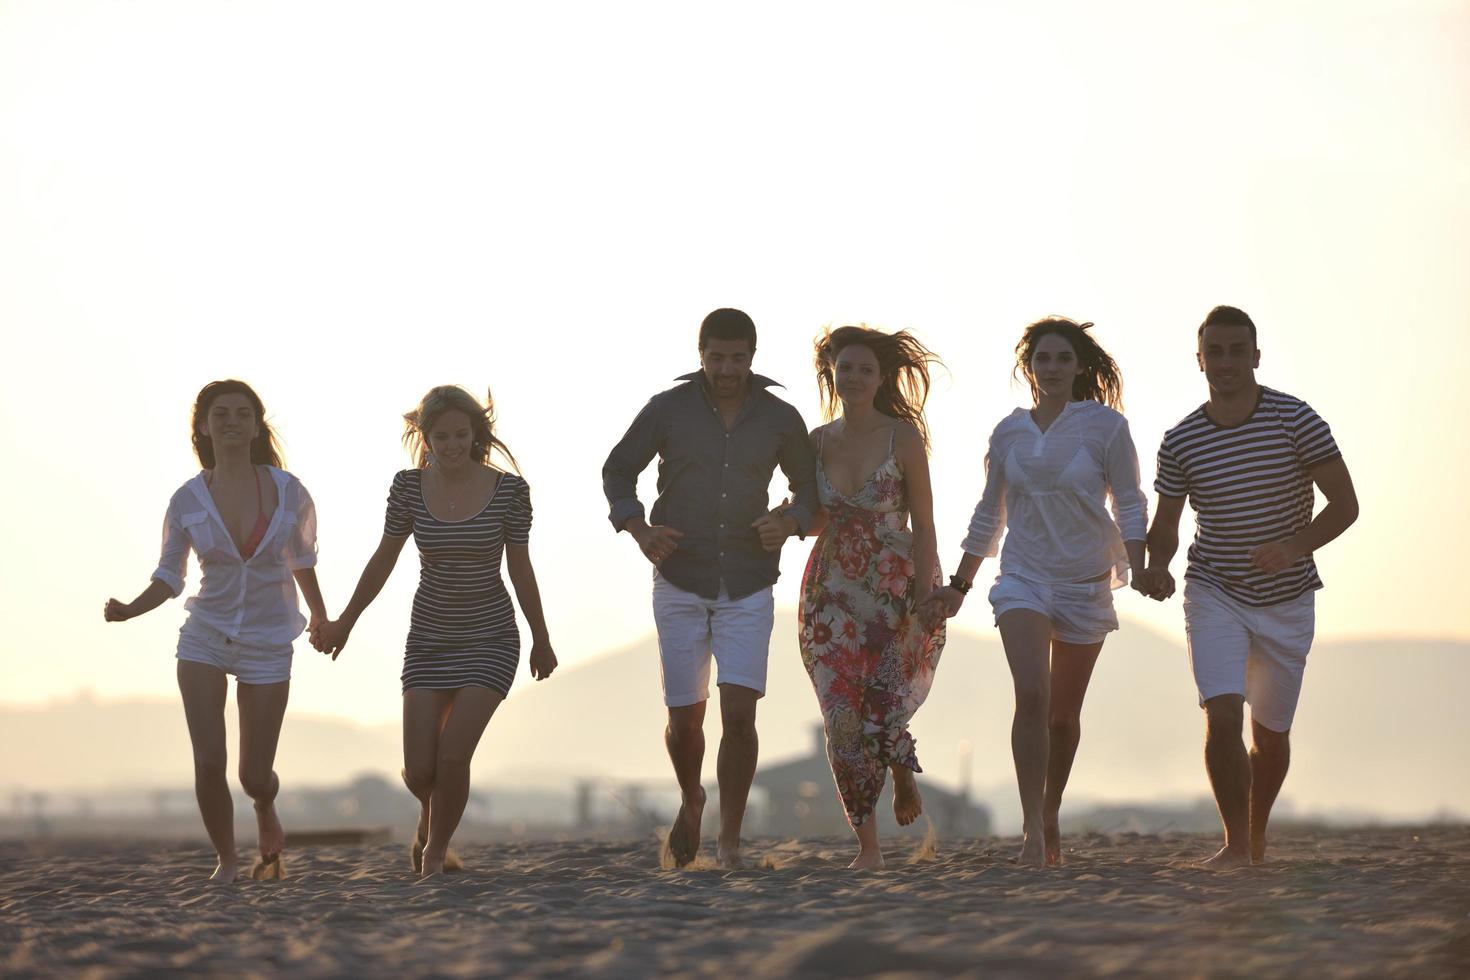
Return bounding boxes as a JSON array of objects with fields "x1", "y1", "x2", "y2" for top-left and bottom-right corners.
[{"x1": 798, "y1": 430, "x2": 946, "y2": 827}]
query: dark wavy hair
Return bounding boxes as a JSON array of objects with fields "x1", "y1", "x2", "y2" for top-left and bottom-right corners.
[
  {"x1": 191, "y1": 379, "x2": 284, "y2": 469},
  {"x1": 403, "y1": 385, "x2": 521, "y2": 473},
  {"x1": 815, "y1": 325, "x2": 944, "y2": 451},
  {"x1": 1013, "y1": 317, "x2": 1124, "y2": 411}
]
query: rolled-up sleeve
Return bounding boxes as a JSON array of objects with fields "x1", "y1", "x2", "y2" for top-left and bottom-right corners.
[
  {"x1": 777, "y1": 409, "x2": 819, "y2": 535},
  {"x1": 151, "y1": 503, "x2": 189, "y2": 597},
  {"x1": 960, "y1": 429, "x2": 1009, "y2": 557},
  {"x1": 286, "y1": 481, "x2": 320, "y2": 570},
  {"x1": 603, "y1": 396, "x2": 662, "y2": 532}
]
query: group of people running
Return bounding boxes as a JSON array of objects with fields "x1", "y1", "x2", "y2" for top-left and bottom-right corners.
[{"x1": 104, "y1": 303, "x2": 1357, "y2": 881}]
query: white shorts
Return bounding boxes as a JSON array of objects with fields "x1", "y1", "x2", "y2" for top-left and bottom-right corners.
[
  {"x1": 652, "y1": 571, "x2": 774, "y2": 708},
  {"x1": 1183, "y1": 579, "x2": 1315, "y2": 733},
  {"x1": 177, "y1": 617, "x2": 293, "y2": 686},
  {"x1": 988, "y1": 573, "x2": 1119, "y2": 645}
]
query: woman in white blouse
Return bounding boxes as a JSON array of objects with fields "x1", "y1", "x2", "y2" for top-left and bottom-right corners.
[
  {"x1": 929, "y1": 319, "x2": 1148, "y2": 867},
  {"x1": 104, "y1": 380, "x2": 328, "y2": 883}
]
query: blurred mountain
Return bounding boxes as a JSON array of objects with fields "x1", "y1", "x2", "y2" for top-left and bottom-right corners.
[{"x1": 3, "y1": 621, "x2": 1466, "y2": 827}]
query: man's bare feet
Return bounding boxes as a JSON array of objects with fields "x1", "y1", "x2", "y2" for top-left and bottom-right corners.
[
  {"x1": 1017, "y1": 827, "x2": 1046, "y2": 867},
  {"x1": 666, "y1": 786, "x2": 706, "y2": 868},
  {"x1": 715, "y1": 842, "x2": 745, "y2": 870},
  {"x1": 891, "y1": 766, "x2": 923, "y2": 826},
  {"x1": 1200, "y1": 844, "x2": 1252, "y2": 871},
  {"x1": 1042, "y1": 815, "x2": 1064, "y2": 867},
  {"x1": 848, "y1": 849, "x2": 885, "y2": 870},
  {"x1": 209, "y1": 858, "x2": 239, "y2": 884}
]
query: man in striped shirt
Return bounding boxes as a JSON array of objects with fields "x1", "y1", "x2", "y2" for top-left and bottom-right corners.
[{"x1": 1138, "y1": 305, "x2": 1358, "y2": 870}]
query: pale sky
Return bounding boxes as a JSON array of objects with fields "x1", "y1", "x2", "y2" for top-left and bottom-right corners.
[{"x1": 2, "y1": 0, "x2": 1467, "y2": 727}]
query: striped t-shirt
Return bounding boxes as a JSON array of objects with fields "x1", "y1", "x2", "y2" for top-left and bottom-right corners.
[{"x1": 1155, "y1": 386, "x2": 1340, "y2": 606}]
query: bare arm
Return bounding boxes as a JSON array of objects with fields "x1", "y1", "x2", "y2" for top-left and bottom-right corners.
[
  {"x1": 1140, "y1": 494, "x2": 1186, "y2": 600},
  {"x1": 292, "y1": 567, "x2": 329, "y2": 632},
  {"x1": 896, "y1": 424, "x2": 939, "y2": 604},
  {"x1": 506, "y1": 543, "x2": 557, "y2": 680},
  {"x1": 103, "y1": 579, "x2": 175, "y2": 622},
  {"x1": 314, "y1": 533, "x2": 409, "y2": 658},
  {"x1": 1251, "y1": 456, "x2": 1359, "y2": 573}
]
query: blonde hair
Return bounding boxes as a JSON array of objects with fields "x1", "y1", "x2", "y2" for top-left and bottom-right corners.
[{"x1": 402, "y1": 385, "x2": 521, "y2": 472}]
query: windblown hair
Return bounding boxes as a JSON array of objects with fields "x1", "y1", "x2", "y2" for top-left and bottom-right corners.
[
  {"x1": 1013, "y1": 317, "x2": 1124, "y2": 411},
  {"x1": 814, "y1": 325, "x2": 944, "y2": 452},
  {"x1": 402, "y1": 385, "x2": 521, "y2": 473},
  {"x1": 191, "y1": 379, "x2": 284, "y2": 469}
]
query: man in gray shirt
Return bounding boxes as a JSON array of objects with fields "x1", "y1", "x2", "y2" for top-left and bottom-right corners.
[{"x1": 603, "y1": 308, "x2": 818, "y2": 868}]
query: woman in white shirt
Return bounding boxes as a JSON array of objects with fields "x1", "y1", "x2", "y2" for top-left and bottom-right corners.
[
  {"x1": 104, "y1": 380, "x2": 328, "y2": 883},
  {"x1": 929, "y1": 319, "x2": 1148, "y2": 867}
]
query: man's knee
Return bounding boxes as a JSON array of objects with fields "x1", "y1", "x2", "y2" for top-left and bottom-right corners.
[
  {"x1": 1203, "y1": 694, "x2": 1245, "y2": 730},
  {"x1": 1251, "y1": 721, "x2": 1291, "y2": 755},
  {"x1": 718, "y1": 686, "x2": 759, "y2": 735},
  {"x1": 666, "y1": 704, "x2": 705, "y2": 742}
]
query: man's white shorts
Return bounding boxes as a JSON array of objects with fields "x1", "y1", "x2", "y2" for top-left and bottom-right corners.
[
  {"x1": 652, "y1": 571, "x2": 774, "y2": 708},
  {"x1": 1183, "y1": 579, "x2": 1315, "y2": 733},
  {"x1": 988, "y1": 573, "x2": 1119, "y2": 645}
]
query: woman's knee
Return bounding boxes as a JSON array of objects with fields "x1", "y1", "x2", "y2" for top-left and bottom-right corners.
[
  {"x1": 1048, "y1": 714, "x2": 1081, "y2": 743},
  {"x1": 402, "y1": 763, "x2": 436, "y2": 798},
  {"x1": 192, "y1": 753, "x2": 228, "y2": 784},
  {"x1": 238, "y1": 765, "x2": 276, "y2": 801},
  {"x1": 1013, "y1": 682, "x2": 1048, "y2": 716}
]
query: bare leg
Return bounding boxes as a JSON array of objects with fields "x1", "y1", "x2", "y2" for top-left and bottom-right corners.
[
  {"x1": 851, "y1": 816, "x2": 885, "y2": 870},
  {"x1": 1249, "y1": 719, "x2": 1290, "y2": 864},
  {"x1": 177, "y1": 661, "x2": 236, "y2": 882},
  {"x1": 403, "y1": 689, "x2": 454, "y2": 871},
  {"x1": 1042, "y1": 638, "x2": 1105, "y2": 866},
  {"x1": 237, "y1": 677, "x2": 290, "y2": 877},
  {"x1": 664, "y1": 701, "x2": 707, "y2": 867},
  {"x1": 421, "y1": 686, "x2": 502, "y2": 875},
  {"x1": 715, "y1": 683, "x2": 759, "y2": 869},
  {"x1": 997, "y1": 610, "x2": 1053, "y2": 867},
  {"x1": 1202, "y1": 694, "x2": 1252, "y2": 869},
  {"x1": 891, "y1": 764, "x2": 923, "y2": 826}
]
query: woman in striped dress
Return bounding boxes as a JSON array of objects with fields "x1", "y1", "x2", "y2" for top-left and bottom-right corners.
[{"x1": 313, "y1": 385, "x2": 556, "y2": 876}]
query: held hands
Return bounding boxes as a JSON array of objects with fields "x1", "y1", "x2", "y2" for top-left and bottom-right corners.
[
  {"x1": 528, "y1": 640, "x2": 557, "y2": 681},
  {"x1": 102, "y1": 598, "x2": 131, "y2": 622},
  {"x1": 1250, "y1": 538, "x2": 1303, "y2": 574},
  {"x1": 634, "y1": 524, "x2": 685, "y2": 567},
  {"x1": 1132, "y1": 567, "x2": 1175, "y2": 601},
  {"x1": 311, "y1": 619, "x2": 352, "y2": 660},
  {"x1": 922, "y1": 585, "x2": 966, "y2": 621},
  {"x1": 751, "y1": 508, "x2": 798, "y2": 553}
]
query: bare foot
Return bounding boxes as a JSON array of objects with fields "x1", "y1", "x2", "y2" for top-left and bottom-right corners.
[
  {"x1": 1200, "y1": 844, "x2": 1252, "y2": 871},
  {"x1": 443, "y1": 849, "x2": 464, "y2": 873},
  {"x1": 1251, "y1": 837, "x2": 1268, "y2": 865},
  {"x1": 891, "y1": 766, "x2": 923, "y2": 827},
  {"x1": 1043, "y1": 815, "x2": 1064, "y2": 867},
  {"x1": 1017, "y1": 828, "x2": 1046, "y2": 867},
  {"x1": 666, "y1": 786, "x2": 706, "y2": 868},
  {"x1": 715, "y1": 842, "x2": 745, "y2": 870},
  {"x1": 209, "y1": 858, "x2": 239, "y2": 884},
  {"x1": 254, "y1": 801, "x2": 285, "y2": 863},
  {"x1": 848, "y1": 849, "x2": 885, "y2": 870},
  {"x1": 421, "y1": 845, "x2": 447, "y2": 877},
  {"x1": 410, "y1": 832, "x2": 425, "y2": 873}
]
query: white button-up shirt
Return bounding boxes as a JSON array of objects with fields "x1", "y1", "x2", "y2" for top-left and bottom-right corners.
[
  {"x1": 961, "y1": 401, "x2": 1147, "y2": 587},
  {"x1": 152, "y1": 466, "x2": 318, "y2": 647}
]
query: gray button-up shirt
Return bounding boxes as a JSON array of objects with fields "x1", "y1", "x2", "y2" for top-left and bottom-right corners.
[{"x1": 603, "y1": 371, "x2": 819, "y2": 600}]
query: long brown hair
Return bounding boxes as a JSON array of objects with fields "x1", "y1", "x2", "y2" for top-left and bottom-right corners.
[
  {"x1": 815, "y1": 325, "x2": 944, "y2": 451},
  {"x1": 191, "y1": 379, "x2": 284, "y2": 469},
  {"x1": 402, "y1": 385, "x2": 521, "y2": 473},
  {"x1": 1013, "y1": 317, "x2": 1124, "y2": 411}
]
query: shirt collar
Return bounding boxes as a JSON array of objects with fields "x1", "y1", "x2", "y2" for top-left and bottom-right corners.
[{"x1": 675, "y1": 370, "x2": 785, "y2": 390}]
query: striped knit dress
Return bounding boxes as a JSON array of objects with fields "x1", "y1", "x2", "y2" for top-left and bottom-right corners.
[{"x1": 385, "y1": 468, "x2": 531, "y2": 695}]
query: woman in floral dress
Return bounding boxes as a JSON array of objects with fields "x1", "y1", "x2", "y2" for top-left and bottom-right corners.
[{"x1": 795, "y1": 325, "x2": 947, "y2": 869}]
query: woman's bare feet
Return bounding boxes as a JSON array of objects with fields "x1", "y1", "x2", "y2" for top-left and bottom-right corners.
[
  {"x1": 1200, "y1": 844, "x2": 1252, "y2": 871},
  {"x1": 715, "y1": 842, "x2": 745, "y2": 870},
  {"x1": 891, "y1": 766, "x2": 923, "y2": 826},
  {"x1": 209, "y1": 857, "x2": 239, "y2": 883},
  {"x1": 848, "y1": 848, "x2": 885, "y2": 870},
  {"x1": 1017, "y1": 825, "x2": 1047, "y2": 867},
  {"x1": 665, "y1": 786, "x2": 706, "y2": 868},
  {"x1": 421, "y1": 843, "x2": 447, "y2": 877},
  {"x1": 254, "y1": 801, "x2": 285, "y2": 863},
  {"x1": 1043, "y1": 815, "x2": 1064, "y2": 866}
]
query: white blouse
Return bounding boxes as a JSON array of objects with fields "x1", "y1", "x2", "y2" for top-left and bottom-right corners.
[
  {"x1": 152, "y1": 466, "x2": 319, "y2": 647},
  {"x1": 961, "y1": 401, "x2": 1147, "y2": 588}
]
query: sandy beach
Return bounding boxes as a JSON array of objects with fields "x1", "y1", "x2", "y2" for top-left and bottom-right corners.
[{"x1": 2, "y1": 826, "x2": 1466, "y2": 978}]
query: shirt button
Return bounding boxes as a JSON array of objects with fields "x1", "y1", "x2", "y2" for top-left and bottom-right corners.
[{"x1": 721, "y1": 492, "x2": 727, "y2": 498}]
